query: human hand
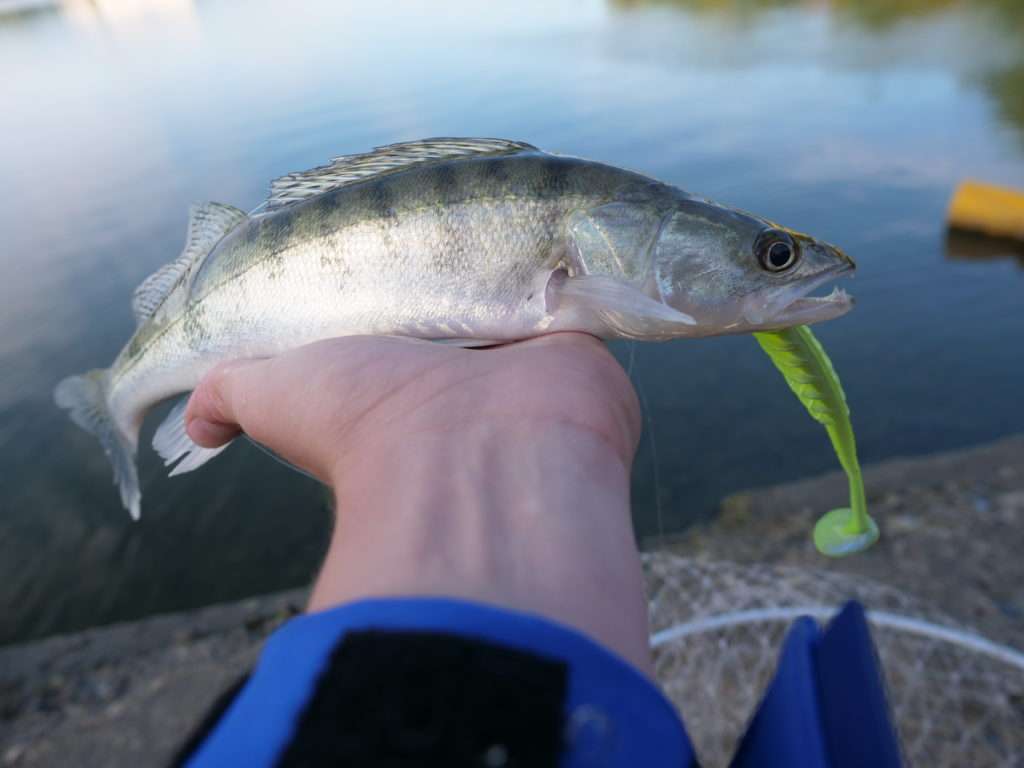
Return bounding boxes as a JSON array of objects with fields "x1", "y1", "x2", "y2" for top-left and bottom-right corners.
[{"x1": 185, "y1": 332, "x2": 653, "y2": 673}]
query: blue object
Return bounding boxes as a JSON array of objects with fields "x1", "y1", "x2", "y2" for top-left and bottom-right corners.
[
  {"x1": 187, "y1": 598, "x2": 899, "y2": 767},
  {"x1": 731, "y1": 601, "x2": 902, "y2": 768},
  {"x1": 186, "y1": 597, "x2": 697, "y2": 768}
]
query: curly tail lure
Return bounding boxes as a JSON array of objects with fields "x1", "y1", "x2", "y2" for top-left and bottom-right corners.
[{"x1": 753, "y1": 326, "x2": 878, "y2": 556}]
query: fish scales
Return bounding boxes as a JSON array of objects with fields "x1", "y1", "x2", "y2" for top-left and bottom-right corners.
[
  {"x1": 112, "y1": 155, "x2": 625, "y2": 426},
  {"x1": 56, "y1": 138, "x2": 855, "y2": 518}
]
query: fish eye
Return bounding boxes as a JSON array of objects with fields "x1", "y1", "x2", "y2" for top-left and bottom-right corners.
[{"x1": 756, "y1": 231, "x2": 799, "y2": 273}]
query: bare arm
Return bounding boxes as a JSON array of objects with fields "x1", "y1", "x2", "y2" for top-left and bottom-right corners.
[{"x1": 184, "y1": 332, "x2": 653, "y2": 675}]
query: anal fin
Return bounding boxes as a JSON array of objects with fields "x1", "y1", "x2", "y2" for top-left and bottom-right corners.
[
  {"x1": 152, "y1": 395, "x2": 231, "y2": 477},
  {"x1": 153, "y1": 395, "x2": 319, "y2": 482}
]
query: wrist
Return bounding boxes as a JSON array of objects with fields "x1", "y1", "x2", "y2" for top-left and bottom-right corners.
[{"x1": 312, "y1": 415, "x2": 653, "y2": 674}]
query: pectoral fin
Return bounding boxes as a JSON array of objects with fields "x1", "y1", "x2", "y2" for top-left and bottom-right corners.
[{"x1": 550, "y1": 273, "x2": 695, "y2": 338}]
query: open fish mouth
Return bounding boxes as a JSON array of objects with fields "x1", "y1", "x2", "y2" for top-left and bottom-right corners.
[
  {"x1": 775, "y1": 285, "x2": 853, "y2": 324},
  {"x1": 742, "y1": 264, "x2": 855, "y2": 328}
]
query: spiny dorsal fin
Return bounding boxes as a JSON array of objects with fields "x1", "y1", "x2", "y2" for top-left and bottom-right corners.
[
  {"x1": 261, "y1": 137, "x2": 538, "y2": 212},
  {"x1": 132, "y1": 202, "x2": 246, "y2": 325}
]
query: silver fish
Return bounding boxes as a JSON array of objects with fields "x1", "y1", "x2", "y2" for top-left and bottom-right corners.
[{"x1": 55, "y1": 138, "x2": 854, "y2": 519}]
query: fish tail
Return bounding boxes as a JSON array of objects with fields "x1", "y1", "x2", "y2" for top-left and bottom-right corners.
[{"x1": 54, "y1": 369, "x2": 141, "y2": 520}]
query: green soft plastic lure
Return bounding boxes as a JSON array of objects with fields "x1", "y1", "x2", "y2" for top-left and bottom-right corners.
[{"x1": 753, "y1": 326, "x2": 878, "y2": 556}]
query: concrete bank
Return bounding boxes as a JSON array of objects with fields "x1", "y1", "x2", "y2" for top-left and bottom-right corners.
[{"x1": 2, "y1": 435, "x2": 1022, "y2": 767}]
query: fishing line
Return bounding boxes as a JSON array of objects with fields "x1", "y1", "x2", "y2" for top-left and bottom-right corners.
[
  {"x1": 244, "y1": 435, "x2": 319, "y2": 482},
  {"x1": 629, "y1": 344, "x2": 665, "y2": 544}
]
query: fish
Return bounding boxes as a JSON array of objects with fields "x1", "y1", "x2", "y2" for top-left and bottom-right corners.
[{"x1": 55, "y1": 137, "x2": 855, "y2": 519}]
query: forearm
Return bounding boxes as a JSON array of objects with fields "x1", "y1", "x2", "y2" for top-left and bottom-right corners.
[{"x1": 312, "y1": 419, "x2": 654, "y2": 675}]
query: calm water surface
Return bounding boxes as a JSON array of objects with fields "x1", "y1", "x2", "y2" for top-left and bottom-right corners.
[{"x1": 2, "y1": 0, "x2": 1023, "y2": 644}]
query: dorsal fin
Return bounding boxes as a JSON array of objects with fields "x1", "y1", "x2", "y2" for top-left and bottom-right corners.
[
  {"x1": 132, "y1": 202, "x2": 247, "y2": 325},
  {"x1": 260, "y1": 137, "x2": 538, "y2": 212}
]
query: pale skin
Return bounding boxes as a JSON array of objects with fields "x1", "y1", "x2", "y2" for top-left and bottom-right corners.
[{"x1": 184, "y1": 332, "x2": 653, "y2": 676}]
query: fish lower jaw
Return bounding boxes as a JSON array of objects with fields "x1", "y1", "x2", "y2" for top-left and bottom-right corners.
[{"x1": 767, "y1": 287, "x2": 854, "y2": 327}]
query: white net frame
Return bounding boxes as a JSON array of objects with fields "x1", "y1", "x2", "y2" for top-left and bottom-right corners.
[{"x1": 645, "y1": 553, "x2": 1024, "y2": 767}]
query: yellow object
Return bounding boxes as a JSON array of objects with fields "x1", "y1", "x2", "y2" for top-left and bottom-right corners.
[{"x1": 948, "y1": 180, "x2": 1024, "y2": 241}]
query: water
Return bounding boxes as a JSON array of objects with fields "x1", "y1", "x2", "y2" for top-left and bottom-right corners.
[{"x1": 1, "y1": 0, "x2": 1022, "y2": 645}]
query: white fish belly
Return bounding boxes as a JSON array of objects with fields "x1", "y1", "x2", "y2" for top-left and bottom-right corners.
[{"x1": 108, "y1": 203, "x2": 564, "y2": 435}]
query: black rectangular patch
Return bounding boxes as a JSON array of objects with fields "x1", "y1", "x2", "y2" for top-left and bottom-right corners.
[{"x1": 276, "y1": 630, "x2": 568, "y2": 767}]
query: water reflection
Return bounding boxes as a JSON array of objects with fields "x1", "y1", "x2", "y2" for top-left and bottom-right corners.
[
  {"x1": 988, "y1": 64, "x2": 1024, "y2": 143},
  {"x1": 611, "y1": 0, "x2": 1024, "y2": 145},
  {"x1": 60, "y1": 0, "x2": 200, "y2": 38},
  {"x1": 614, "y1": 0, "x2": 1009, "y2": 29},
  {"x1": 0, "y1": 1, "x2": 56, "y2": 24},
  {"x1": 945, "y1": 230, "x2": 1024, "y2": 268},
  {"x1": 1, "y1": 0, "x2": 1023, "y2": 644}
]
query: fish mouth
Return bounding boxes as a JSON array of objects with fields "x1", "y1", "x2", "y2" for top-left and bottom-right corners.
[
  {"x1": 774, "y1": 285, "x2": 854, "y2": 325},
  {"x1": 741, "y1": 262, "x2": 855, "y2": 328}
]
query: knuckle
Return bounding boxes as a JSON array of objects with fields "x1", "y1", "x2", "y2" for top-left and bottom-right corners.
[{"x1": 193, "y1": 361, "x2": 240, "y2": 422}]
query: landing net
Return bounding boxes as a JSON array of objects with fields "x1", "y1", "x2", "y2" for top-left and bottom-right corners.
[{"x1": 645, "y1": 553, "x2": 1024, "y2": 767}]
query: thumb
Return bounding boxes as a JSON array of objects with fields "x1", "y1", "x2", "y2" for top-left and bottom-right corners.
[
  {"x1": 185, "y1": 358, "x2": 267, "y2": 448},
  {"x1": 183, "y1": 344, "x2": 360, "y2": 483}
]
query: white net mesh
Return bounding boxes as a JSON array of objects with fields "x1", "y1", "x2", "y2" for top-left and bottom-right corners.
[{"x1": 645, "y1": 553, "x2": 1024, "y2": 768}]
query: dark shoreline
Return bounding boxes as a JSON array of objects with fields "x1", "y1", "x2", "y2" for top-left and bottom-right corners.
[{"x1": 2, "y1": 435, "x2": 1022, "y2": 767}]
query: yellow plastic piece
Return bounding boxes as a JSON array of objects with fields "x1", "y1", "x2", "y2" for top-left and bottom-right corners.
[{"x1": 948, "y1": 180, "x2": 1024, "y2": 241}]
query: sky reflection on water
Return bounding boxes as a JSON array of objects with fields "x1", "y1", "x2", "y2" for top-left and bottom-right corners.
[{"x1": 1, "y1": 0, "x2": 1023, "y2": 643}]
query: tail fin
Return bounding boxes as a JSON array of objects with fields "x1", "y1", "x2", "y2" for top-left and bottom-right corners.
[{"x1": 54, "y1": 370, "x2": 141, "y2": 520}]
